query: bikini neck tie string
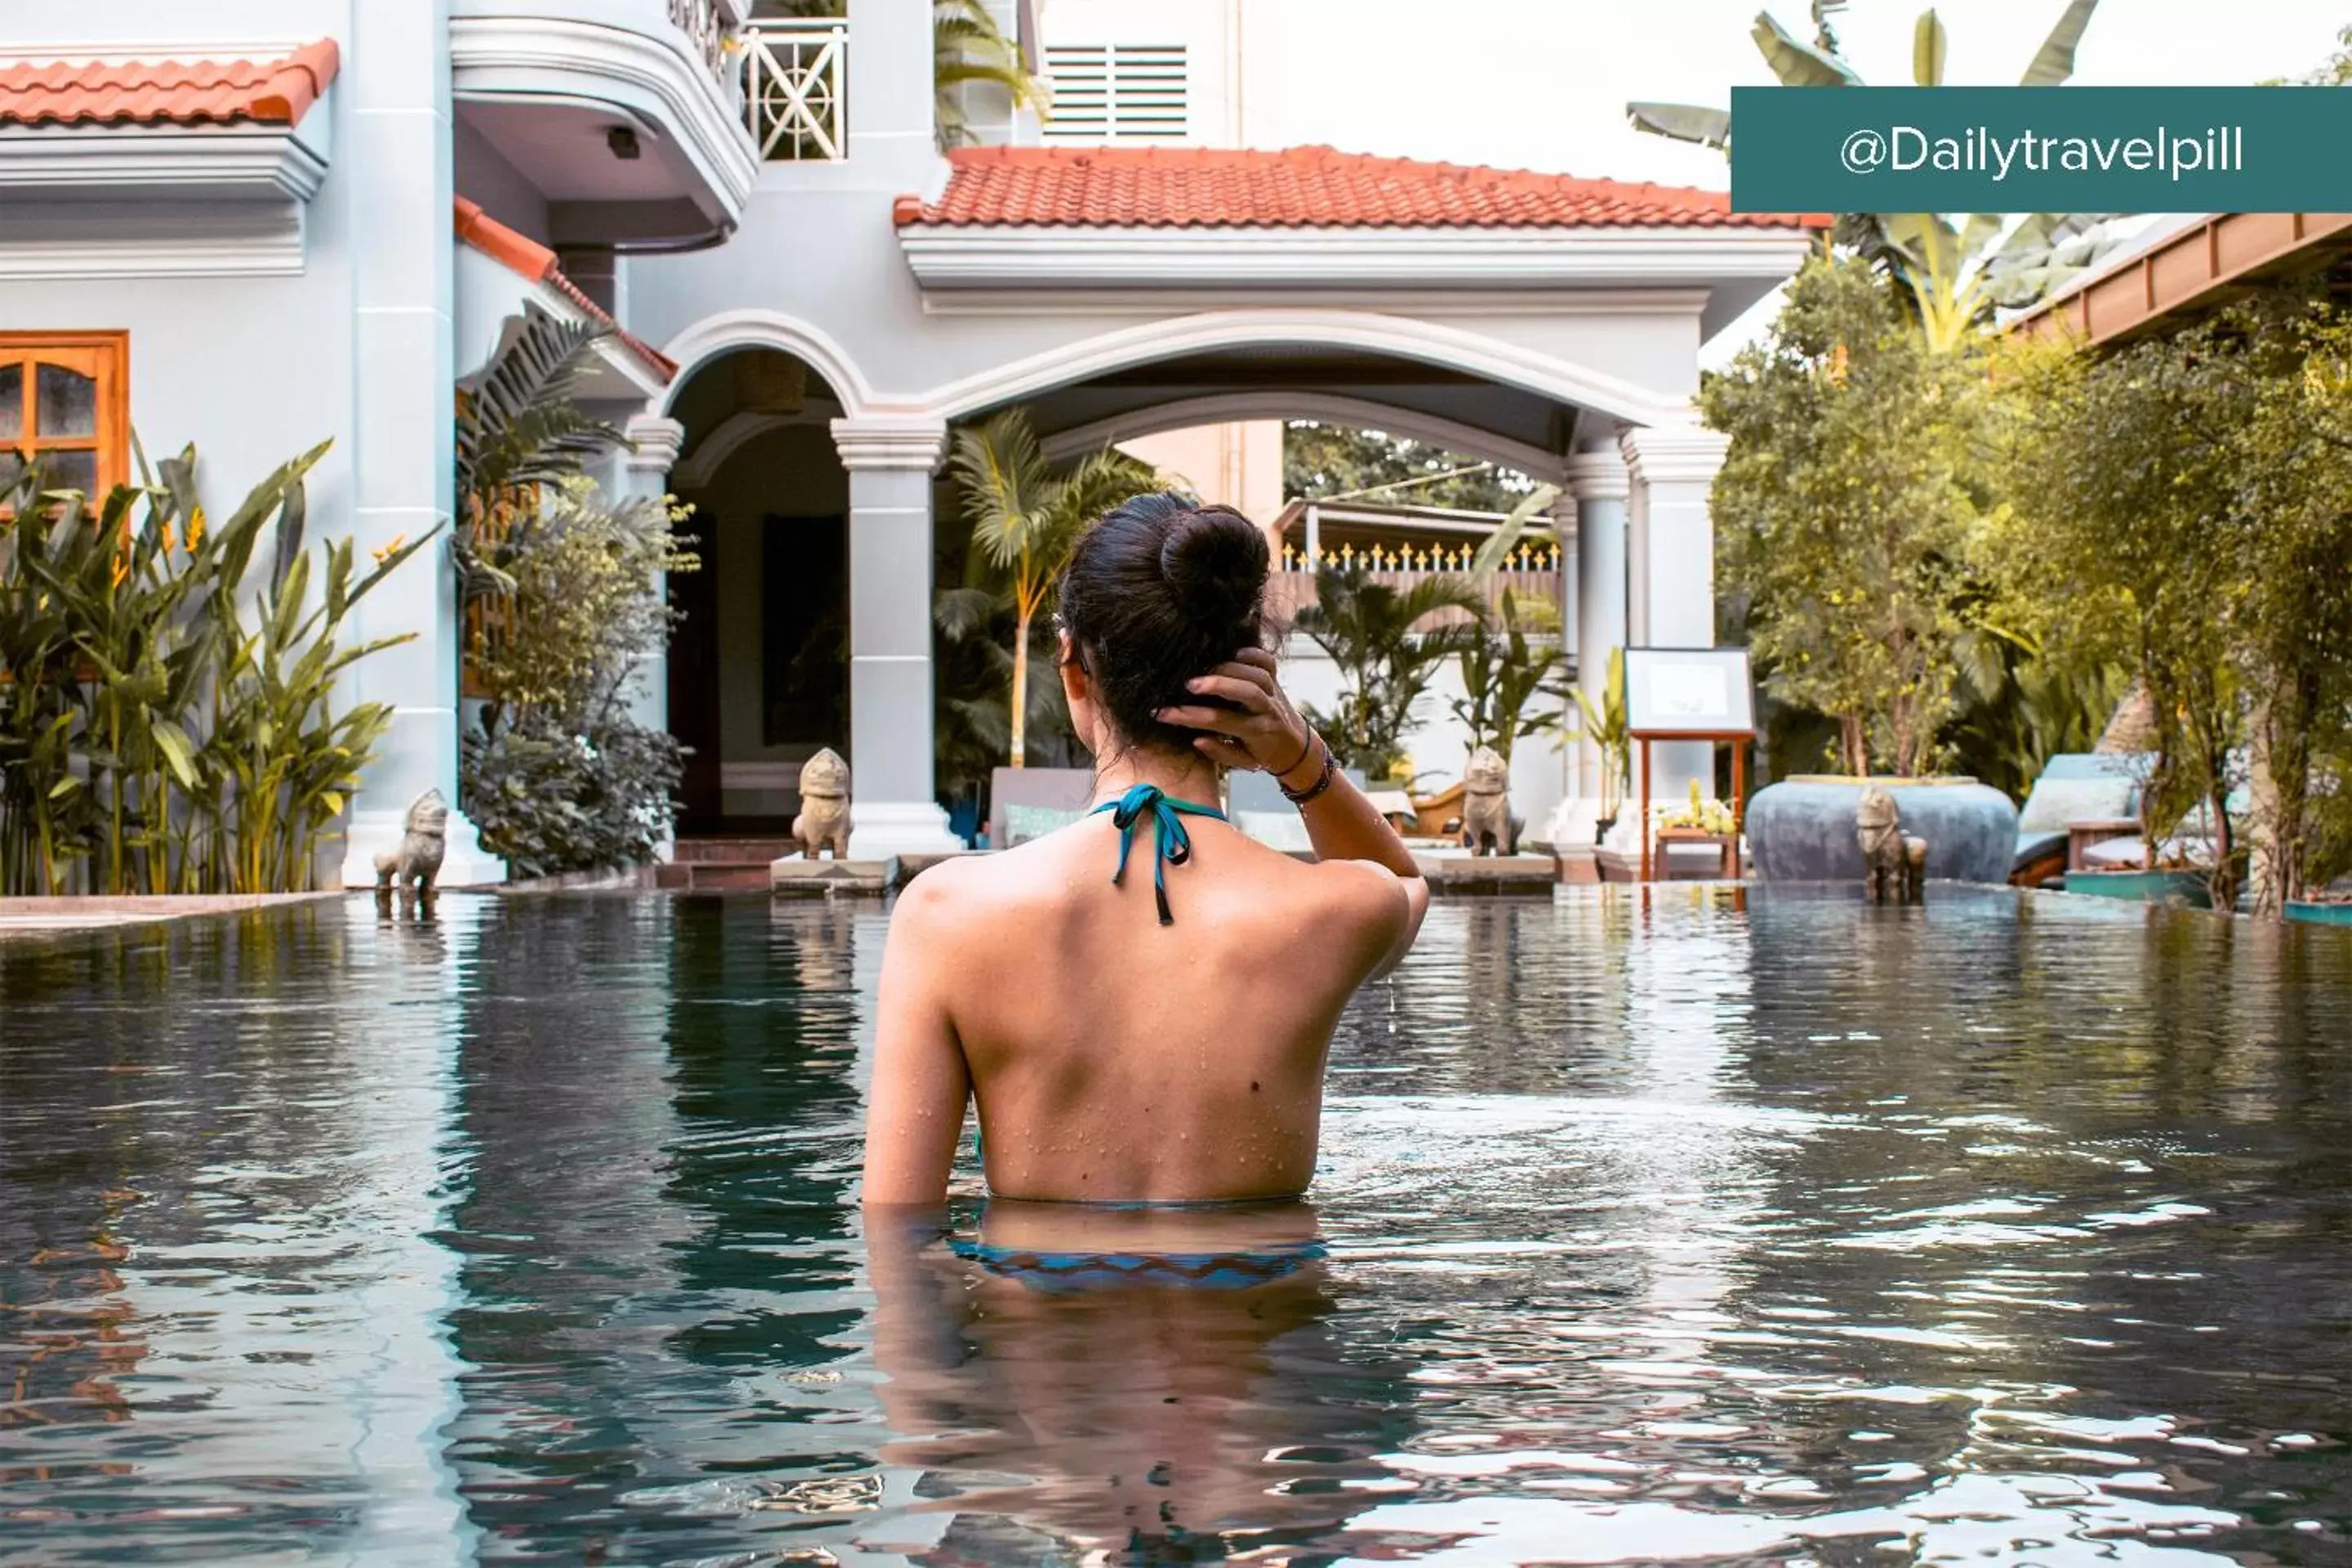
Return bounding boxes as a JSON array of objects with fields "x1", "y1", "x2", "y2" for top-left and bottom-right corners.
[{"x1": 1091, "y1": 782, "x2": 1227, "y2": 926}]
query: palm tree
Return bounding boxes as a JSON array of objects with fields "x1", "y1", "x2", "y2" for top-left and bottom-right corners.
[
  {"x1": 947, "y1": 408, "x2": 1156, "y2": 768},
  {"x1": 934, "y1": 0, "x2": 1045, "y2": 149},
  {"x1": 1626, "y1": 2, "x2": 2119, "y2": 340}
]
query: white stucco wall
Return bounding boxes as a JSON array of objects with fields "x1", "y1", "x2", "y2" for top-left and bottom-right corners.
[
  {"x1": 0, "y1": 1, "x2": 361, "y2": 526},
  {"x1": 1276, "y1": 635, "x2": 1569, "y2": 842}
]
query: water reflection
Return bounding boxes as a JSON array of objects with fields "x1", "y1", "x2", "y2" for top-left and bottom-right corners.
[{"x1": 3, "y1": 887, "x2": 2350, "y2": 1565}]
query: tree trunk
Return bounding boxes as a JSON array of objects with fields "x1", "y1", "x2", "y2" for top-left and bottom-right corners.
[
  {"x1": 1008, "y1": 611, "x2": 1030, "y2": 769},
  {"x1": 1840, "y1": 714, "x2": 1867, "y2": 777}
]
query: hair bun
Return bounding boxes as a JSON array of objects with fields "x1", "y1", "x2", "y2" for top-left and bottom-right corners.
[{"x1": 1157, "y1": 505, "x2": 1268, "y2": 631}]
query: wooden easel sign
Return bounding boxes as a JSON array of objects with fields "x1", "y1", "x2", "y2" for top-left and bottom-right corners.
[{"x1": 1623, "y1": 647, "x2": 1757, "y2": 883}]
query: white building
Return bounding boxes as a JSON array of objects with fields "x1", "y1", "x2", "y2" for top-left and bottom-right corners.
[{"x1": 0, "y1": 0, "x2": 1816, "y2": 879}]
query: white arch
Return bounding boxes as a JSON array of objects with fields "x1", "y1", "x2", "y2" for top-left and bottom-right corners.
[
  {"x1": 656, "y1": 308, "x2": 876, "y2": 417},
  {"x1": 1039, "y1": 391, "x2": 1575, "y2": 483},
  {"x1": 917, "y1": 309, "x2": 1695, "y2": 431}
]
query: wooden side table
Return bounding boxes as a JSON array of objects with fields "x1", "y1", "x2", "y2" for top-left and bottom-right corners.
[
  {"x1": 1652, "y1": 828, "x2": 1739, "y2": 880},
  {"x1": 2067, "y1": 817, "x2": 2145, "y2": 871}
]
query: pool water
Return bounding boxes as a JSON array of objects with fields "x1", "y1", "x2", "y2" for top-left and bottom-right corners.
[{"x1": 2, "y1": 886, "x2": 2348, "y2": 1566}]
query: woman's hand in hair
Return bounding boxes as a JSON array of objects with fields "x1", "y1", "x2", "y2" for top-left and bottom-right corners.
[{"x1": 1156, "y1": 648, "x2": 1317, "y2": 782}]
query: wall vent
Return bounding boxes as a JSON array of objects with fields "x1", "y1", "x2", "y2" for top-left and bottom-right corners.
[{"x1": 1042, "y1": 43, "x2": 1187, "y2": 140}]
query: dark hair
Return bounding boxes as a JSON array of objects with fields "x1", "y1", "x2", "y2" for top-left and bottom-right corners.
[{"x1": 1056, "y1": 492, "x2": 1269, "y2": 755}]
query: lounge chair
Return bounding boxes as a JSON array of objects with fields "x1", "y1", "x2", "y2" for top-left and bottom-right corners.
[{"x1": 2011, "y1": 753, "x2": 2145, "y2": 887}]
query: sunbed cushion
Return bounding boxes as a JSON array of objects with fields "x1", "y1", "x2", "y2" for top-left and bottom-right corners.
[{"x1": 2017, "y1": 775, "x2": 2136, "y2": 835}]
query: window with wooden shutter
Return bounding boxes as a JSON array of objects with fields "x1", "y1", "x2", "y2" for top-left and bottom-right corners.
[
  {"x1": 1043, "y1": 44, "x2": 1188, "y2": 140},
  {"x1": 0, "y1": 332, "x2": 130, "y2": 501}
]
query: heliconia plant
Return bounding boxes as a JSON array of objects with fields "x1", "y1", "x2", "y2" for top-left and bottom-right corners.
[{"x1": 0, "y1": 442, "x2": 433, "y2": 895}]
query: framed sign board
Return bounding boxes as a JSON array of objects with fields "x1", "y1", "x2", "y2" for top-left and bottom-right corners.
[{"x1": 1624, "y1": 647, "x2": 1755, "y2": 737}]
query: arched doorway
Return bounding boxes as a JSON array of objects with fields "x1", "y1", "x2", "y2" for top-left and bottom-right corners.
[{"x1": 662, "y1": 348, "x2": 854, "y2": 838}]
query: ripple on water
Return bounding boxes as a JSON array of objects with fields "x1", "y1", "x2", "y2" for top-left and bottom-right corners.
[{"x1": 1, "y1": 886, "x2": 2348, "y2": 1564}]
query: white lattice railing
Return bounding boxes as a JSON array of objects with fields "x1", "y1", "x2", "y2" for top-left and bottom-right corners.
[
  {"x1": 667, "y1": 0, "x2": 741, "y2": 102},
  {"x1": 743, "y1": 19, "x2": 848, "y2": 162},
  {"x1": 1269, "y1": 551, "x2": 1566, "y2": 635}
]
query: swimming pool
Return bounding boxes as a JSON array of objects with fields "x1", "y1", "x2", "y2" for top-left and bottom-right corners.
[{"x1": 2, "y1": 886, "x2": 2347, "y2": 1565}]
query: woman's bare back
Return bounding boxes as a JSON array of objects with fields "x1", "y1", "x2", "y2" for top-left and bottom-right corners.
[{"x1": 869, "y1": 813, "x2": 1409, "y2": 1203}]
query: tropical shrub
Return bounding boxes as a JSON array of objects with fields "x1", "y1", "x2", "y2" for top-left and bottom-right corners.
[
  {"x1": 461, "y1": 481, "x2": 696, "y2": 878},
  {"x1": 1998, "y1": 284, "x2": 2352, "y2": 912},
  {"x1": 1296, "y1": 566, "x2": 1485, "y2": 780},
  {"x1": 0, "y1": 443, "x2": 430, "y2": 894},
  {"x1": 1449, "y1": 590, "x2": 1568, "y2": 767},
  {"x1": 453, "y1": 305, "x2": 697, "y2": 877},
  {"x1": 1705, "y1": 250, "x2": 1985, "y2": 777}
]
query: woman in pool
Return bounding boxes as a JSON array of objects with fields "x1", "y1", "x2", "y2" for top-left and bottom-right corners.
[{"x1": 862, "y1": 492, "x2": 1430, "y2": 1206}]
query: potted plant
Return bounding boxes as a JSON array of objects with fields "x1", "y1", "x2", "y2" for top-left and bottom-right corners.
[{"x1": 1567, "y1": 648, "x2": 1631, "y2": 844}]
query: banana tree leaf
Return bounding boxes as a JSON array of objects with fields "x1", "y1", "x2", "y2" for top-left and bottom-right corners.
[
  {"x1": 2020, "y1": 0, "x2": 2100, "y2": 87},
  {"x1": 1913, "y1": 8, "x2": 1948, "y2": 87},
  {"x1": 1625, "y1": 101, "x2": 1734, "y2": 151},
  {"x1": 1753, "y1": 11, "x2": 1864, "y2": 87},
  {"x1": 1471, "y1": 483, "x2": 1562, "y2": 576}
]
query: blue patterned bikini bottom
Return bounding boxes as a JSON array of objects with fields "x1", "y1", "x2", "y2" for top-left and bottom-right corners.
[{"x1": 949, "y1": 1236, "x2": 1328, "y2": 1294}]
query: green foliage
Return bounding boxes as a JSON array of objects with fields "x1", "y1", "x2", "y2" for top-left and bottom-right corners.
[
  {"x1": 464, "y1": 712, "x2": 684, "y2": 880},
  {"x1": 947, "y1": 408, "x2": 1157, "y2": 766},
  {"x1": 1566, "y1": 647, "x2": 1632, "y2": 824},
  {"x1": 1942, "y1": 624, "x2": 2132, "y2": 804},
  {"x1": 1449, "y1": 590, "x2": 1569, "y2": 767},
  {"x1": 1285, "y1": 423, "x2": 1538, "y2": 515},
  {"x1": 462, "y1": 483, "x2": 697, "y2": 878},
  {"x1": 934, "y1": 0, "x2": 1044, "y2": 149},
  {"x1": 1705, "y1": 250, "x2": 1984, "y2": 778},
  {"x1": 1994, "y1": 283, "x2": 2352, "y2": 911},
  {"x1": 454, "y1": 310, "x2": 695, "y2": 877},
  {"x1": 1295, "y1": 566, "x2": 1486, "y2": 780},
  {"x1": 453, "y1": 304, "x2": 625, "y2": 611},
  {"x1": 0, "y1": 443, "x2": 429, "y2": 894}
]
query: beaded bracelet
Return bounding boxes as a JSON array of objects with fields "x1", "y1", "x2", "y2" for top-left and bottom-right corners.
[{"x1": 1278, "y1": 733, "x2": 1338, "y2": 805}]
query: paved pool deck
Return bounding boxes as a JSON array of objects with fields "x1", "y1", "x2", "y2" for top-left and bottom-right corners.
[{"x1": 0, "y1": 892, "x2": 349, "y2": 940}]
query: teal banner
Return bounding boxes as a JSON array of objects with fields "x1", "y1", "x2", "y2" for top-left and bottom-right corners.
[{"x1": 1730, "y1": 87, "x2": 2349, "y2": 214}]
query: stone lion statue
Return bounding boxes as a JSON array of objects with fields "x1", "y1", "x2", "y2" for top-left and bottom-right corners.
[
  {"x1": 1856, "y1": 786, "x2": 1927, "y2": 904},
  {"x1": 374, "y1": 788, "x2": 448, "y2": 915},
  {"x1": 1459, "y1": 745, "x2": 1521, "y2": 858},
  {"x1": 793, "y1": 746, "x2": 852, "y2": 860}
]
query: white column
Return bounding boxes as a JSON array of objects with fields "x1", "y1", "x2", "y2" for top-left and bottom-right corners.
[
  {"x1": 833, "y1": 416, "x2": 964, "y2": 858},
  {"x1": 620, "y1": 414, "x2": 685, "y2": 741},
  {"x1": 848, "y1": 0, "x2": 942, "y2": 177},
  {"x1": 1620, "y1": 424, "x2": 1731, "y2": 812},
  {"x1": 1565, "y1": 448, "x2": 1628, "y2": 837},
  {"x1": 340, "y1": 0, "x2": 502, "y2": 889}
]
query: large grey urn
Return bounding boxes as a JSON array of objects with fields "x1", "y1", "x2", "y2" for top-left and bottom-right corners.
[{"x1": 1746, "y1": 777, "x2": 2019, "y2": 886}]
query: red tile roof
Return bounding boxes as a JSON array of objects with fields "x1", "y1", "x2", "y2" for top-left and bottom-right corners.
[
  {"x1": 0, "y1": 40, "x2": 340, "y2": 129},
  {"x1": 455, "y1": 197, "x2": 679, "y2": 383},
  {"x1": 897, "y1": 145, "x2": 1828, "y2": 231}
]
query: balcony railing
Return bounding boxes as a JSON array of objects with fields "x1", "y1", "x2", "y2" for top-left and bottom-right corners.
[
  {"x1": 743, "y1": 19, "x2": 848, "y2": 162},
  {"x1": 1270, "y1": 541, "x2": 1566, "y2": 634},
  {"x1": 668, "y1": 0, "x2": 740, "y2": 100}
]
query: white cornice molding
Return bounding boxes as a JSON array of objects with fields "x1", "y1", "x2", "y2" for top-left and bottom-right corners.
[
  {"x1": 0, "y1": 123, "x2": 328, "y2": 202},
  {"x1": 831, "y1": 415, "x2": 948, "y2": 472},
  {"x1": 921, "y1": 309, "x2": 1698, "y2": 431},
  {"x1": 898, "y1": 225, "x2": 1816, "y2": 292},
  {"x1": 450, "y1": 13, "x2": 757, "y2": 220},
  {"x1": 1619, "y1": 425, "x2": 1729, "y2": 488},
  {"x1": 0, "y1": 122, "x2": 327, "y2": 278},
  {"x1": 624, "y1": 414, "x2": 688, "y2": 471},
  {"x1": 1564, "y1": 449, "x2": 1631, "y2": 503},
  {"x1": 920, "y1": 286, "x2": 1716, "y2": 319}
]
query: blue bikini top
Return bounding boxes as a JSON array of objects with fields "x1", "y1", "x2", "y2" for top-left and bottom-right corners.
[{"x1": 1092, "y1": 782, "x2": 1226, "y2": 926}]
